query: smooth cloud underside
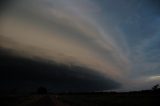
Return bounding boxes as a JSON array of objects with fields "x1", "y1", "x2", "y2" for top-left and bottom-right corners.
[{"x1": 0, "y1": 49, "x2": 120, "y2": 92}]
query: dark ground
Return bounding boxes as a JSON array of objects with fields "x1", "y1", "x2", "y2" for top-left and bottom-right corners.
[{"x1": 0, "y1": 90, "x2": 160, "y2": 106}]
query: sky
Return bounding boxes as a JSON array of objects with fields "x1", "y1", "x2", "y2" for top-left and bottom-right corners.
[{"x1": 0, "y1": 0, "x2": 160, "y2": 92}]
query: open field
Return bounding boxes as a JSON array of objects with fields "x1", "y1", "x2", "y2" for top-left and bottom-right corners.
[{"x1": 0, "y1": 91, "x2": 160, "y2": 106}]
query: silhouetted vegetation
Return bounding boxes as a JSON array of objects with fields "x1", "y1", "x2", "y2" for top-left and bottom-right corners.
[
  {"x1": 37, "y1": 87, "x2": 48, "y2": 94},
  {"x1": 152, "y1": 84, "x2": 160, "y2": 91}
]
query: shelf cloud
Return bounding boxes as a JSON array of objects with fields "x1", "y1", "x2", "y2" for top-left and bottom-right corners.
[{"x1": 1, "y1": 0, "x2": 160, "y2": 91}]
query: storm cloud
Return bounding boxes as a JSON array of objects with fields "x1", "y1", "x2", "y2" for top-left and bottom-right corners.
[
  {"x1": 0, "y1": 49, "x2": 119, "y2": 93},
  {"x1": 0, "y1": 0, "x2": 160, "y2": 91}
]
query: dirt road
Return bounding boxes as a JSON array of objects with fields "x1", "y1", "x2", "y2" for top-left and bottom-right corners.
[{"x1": 28, "y1": 95, "x2": 68, "y2": 106}]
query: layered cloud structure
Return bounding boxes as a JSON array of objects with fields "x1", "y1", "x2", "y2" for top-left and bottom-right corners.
[{"x1": 0, "y1": 0, "x2": 160, "y2": 91}]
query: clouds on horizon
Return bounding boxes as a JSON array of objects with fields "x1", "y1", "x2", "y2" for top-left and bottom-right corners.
[{"x1": 0, "y1": 50, "x2": 119, "y2": 92}]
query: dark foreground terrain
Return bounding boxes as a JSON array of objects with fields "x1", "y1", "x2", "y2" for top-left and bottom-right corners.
[{"x1": 0, "y1": 90, "x2": 160, "y2": 106}]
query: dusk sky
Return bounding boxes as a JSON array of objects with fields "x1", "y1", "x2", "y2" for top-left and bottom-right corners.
[{"x1": 0, "y1": 0, "x2": 160, "y2": 92}]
